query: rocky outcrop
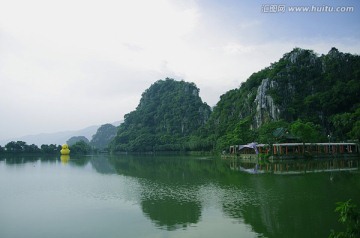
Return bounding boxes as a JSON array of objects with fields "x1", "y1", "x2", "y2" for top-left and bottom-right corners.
[{"x1": 254, "y1": 78, "x2": 280, "y2": 128}]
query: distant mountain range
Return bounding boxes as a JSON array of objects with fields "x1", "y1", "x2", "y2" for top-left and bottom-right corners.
[{"x1": 0, "y1": 121, "x2": 122, "y2": 146}]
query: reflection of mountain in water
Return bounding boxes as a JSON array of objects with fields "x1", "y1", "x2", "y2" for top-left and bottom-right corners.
[
  {"x1": 90, "y1": 155, "x2": 116, "y2": 174},
  {"x1": 141, "y1": 198, "x2": 201, "y2": 230},
  {"x1": 221, "y1": 171, "x2": 360, "y2": 238},
  {"x1": 91, "y1": 155, "x2": 226, "y2": 231},
  {"x1": 3, "y1": 155, "x2": 359, "y2": 236},
  {"x1": 88, "y1": 155, "x2": 207, "y2": 230},
  {"x1": 88, "y1": 155, "x2": 360, "y2": 236},
  {"x1": 107, "y1": 155, "x2": 226, "y2": 182}
]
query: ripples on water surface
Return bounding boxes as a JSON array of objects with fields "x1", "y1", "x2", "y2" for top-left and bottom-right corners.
[{"x1": 0, "y1": 155, "x2": 359, "y2": 238}]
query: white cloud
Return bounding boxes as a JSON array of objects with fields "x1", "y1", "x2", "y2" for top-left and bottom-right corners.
[
  {"x1": 0, "y1": 0, "x2": 203, "y2": 139},
  {"x1": 0, "y1": 0, "x2": 359, "y2": 141},
  {"x1": 224, "y1": 43, "x2": 254, "y2": 54}
]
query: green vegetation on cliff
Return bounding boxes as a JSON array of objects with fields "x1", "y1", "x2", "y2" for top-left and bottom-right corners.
[
  {"x1": 90, "y1": 123, "x2": 117, "y2": 150},
  {"x1": 201, "y1": 47, "x2": 360, "y2": 151},
  {"x1": 107, "y1": 48, "x2": 360, "y2": 153},
  {"x1": 110, "y1": 78, "x2": 211, "y2": 152}
]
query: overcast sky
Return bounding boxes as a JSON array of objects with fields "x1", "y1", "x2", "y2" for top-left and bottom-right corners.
[{"x1": 1, "y1": 0, "x2": 359, "y2": 141}]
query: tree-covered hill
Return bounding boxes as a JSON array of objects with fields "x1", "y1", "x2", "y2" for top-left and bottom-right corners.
[
  {"x1": 110, "y1": 78, "x2": 211, "y2": 152},
  {"x1": 90, "y1": 123, "x2": 117, "y2": 150},
  {"x1": 67, "y1": 136, "x2": 90, "y2": 146},
  {"x1": 108, "y1": 48, "x2": 359, "y2": 153},
  {"x1": 201, "y1": 47, "x2": 360, "y2": 151}
]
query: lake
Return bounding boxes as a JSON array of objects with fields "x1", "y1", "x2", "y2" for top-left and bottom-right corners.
[{"x1": 0, "y1": 154, "x2": 359, "y2": 238}]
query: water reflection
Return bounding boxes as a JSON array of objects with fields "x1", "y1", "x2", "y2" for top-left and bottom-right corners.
[
  {"x1": 69, "y1": 155, "x2": 90, "y2": 166},
  {"x1": 90, "y1": 155, "x2": 116, "y2": 174},
  {"x1": 230, "y1": 157, "x2": 359, "y2": 174},
  {"x1": 105, "y1": 155, "x2": 221, "y2": 230},
  {"x1": 1, "y1": 154, "x2": 359, "y2": 238},
  {"x1": 91, "y1": 155, "x2": 360, "y2": 236},
  {"x1": 141, "y1": 198, "x2": 201, "y2": 230},
  {"x1": 60, "y1": 155, "x2": 70, "y2": 164},
  {"x1": 0, "y1": 155, "x2": 42, "y2": 165},
  {"x1": 0, "y1": 154, "x2": 92, "y2": 168},
  {"x1": 230, "y1": 164, "x2": 358, "y2": 236}
]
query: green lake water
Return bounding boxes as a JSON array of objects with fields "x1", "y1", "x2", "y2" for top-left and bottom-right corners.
[{"x1": 0, "y1": 155, "x2": 359, "y2": 238}]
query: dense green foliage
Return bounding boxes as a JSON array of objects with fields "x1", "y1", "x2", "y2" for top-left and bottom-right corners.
[
  {"x1": 0, "y1": 140, "x2": 92, "y2": 155},
  {"x1": 90, "y1": 123, "x2": 117, "y2": 150},
  {"x1": 290, "y1": 119, "x2": 323, "y2": 143},
  {"x1": 69, "y1": 141, "x2": 92, "y2": 154},
  {"x1": 200, "y1": 47, "x2": 360, "y2": 151},
  {"x1": 1, "y1": 141, "x2": 61, "y2": 154},
  {"x1": 110, "y1": 78, "x2": 211, "y2": 152},
  {"x1": 329, "y1": 200, "x2": 360, "y2": 238},
  {"x1": 331, "y1": 108, "x2": 360, "y2": 142},
  {"x1": 108, "y1": 48, "x2": 360, "y2": 153},
  {"x1": 0, "y1": 139, "x2": 99, "y2": 156}
]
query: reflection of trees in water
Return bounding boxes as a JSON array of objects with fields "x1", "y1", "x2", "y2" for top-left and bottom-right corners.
[
  {"x1": 0, "y1": 154, "x2": 92, "y2": 166},
  {"x1": 141, "y1": 198, "x2": 201, "y2": 231},
  {"x1": 138, "y1": 180, "x2": 203, "y2": 231},
  {"x1": 219, "y1": 174, "x2": 273, "y2": 236},
  {"x1": 90, "y1": 155, "x2": 116, "y2": 174},
  {"x1": 221, "y1": 173, "x2": 360, "y2": 238},
  {"x1": 106, "y1": 155, "x2": 213, "y2": 230},
  {"x1": 3, "y1": 156, "x2": 38, "y2": 164},
  {"x1": 107, "y1": 155, "x2": 227, "y2": 183},
  {"x1": 0, "y1": 155, "x2": 55, "y2": 164},
  {"x1": 4, "y1": 154, "x2": 360, "y2": 236},
  {"x1": 97, "y1": 155, "x2": 207, "y2": 230}
]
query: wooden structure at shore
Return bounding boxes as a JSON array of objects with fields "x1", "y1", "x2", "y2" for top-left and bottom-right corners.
[{"x1": 224, "y1": 142, "x2": 359, "y2": 160}]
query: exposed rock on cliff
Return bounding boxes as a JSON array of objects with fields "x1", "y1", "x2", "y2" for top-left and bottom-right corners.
[
  {"x1": 203, "y1": 47, "x2": 360, "y2": 147},
  {"x1": 254, "y1": 78, "x2": 280, "y2": 128}
]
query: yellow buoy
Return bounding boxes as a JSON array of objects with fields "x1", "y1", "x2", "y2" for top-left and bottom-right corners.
[{"x1": 60, "y1": 144, "x2": 70, "y2": 155}]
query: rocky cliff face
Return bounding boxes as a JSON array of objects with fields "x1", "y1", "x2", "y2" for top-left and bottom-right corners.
[
  {"x1": 254, "y1": 78, "x2": 280, "y2": 128},
  {"x1": 207, "y1": 47, "x2": 360, "y2": 138},
  {"x1": 252, "y1": 48, "x2": 322, "y2": 128}
]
